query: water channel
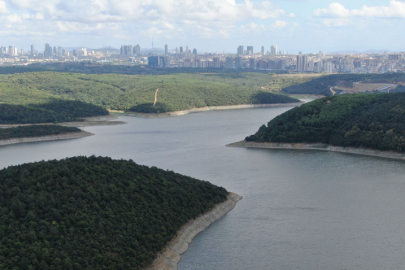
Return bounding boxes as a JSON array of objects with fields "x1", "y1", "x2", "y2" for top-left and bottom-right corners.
[{"x1": 1, "y1": 107, "x2": 405, "y2": 269}]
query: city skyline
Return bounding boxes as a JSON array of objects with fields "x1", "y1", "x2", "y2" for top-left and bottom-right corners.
[{"x1": 1, "y1": 0, "x2": 405, "y2": 53}]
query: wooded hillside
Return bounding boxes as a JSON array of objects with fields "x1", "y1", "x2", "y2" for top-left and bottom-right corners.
[
  {"x1": 246, "y1": 93, "x2": 405, "y2": 152},
  {"x1": 0, "y1": 156, "x2": 228, "y2": 269}
]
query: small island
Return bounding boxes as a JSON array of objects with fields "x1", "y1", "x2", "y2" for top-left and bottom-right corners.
[
  {"x1": 0, "y1": 156, "x2": 241, "y2": 269},
  {"x1": 231, "y1": 93, "x2": 405, "y2": 159}
]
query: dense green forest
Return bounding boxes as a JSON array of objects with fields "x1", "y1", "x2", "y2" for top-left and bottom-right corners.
[
  {"x1": 282, "y1": 73, "x2": 405, "y2": 96},
  {"x1": 246, "y1": 93, "x2": 405, "y2": 152},
  {"x1": 0, "y1": 125, "x2": 80, "y2": 140},
  {"x1": 0, "y1": 72, "x2": 304, "y2": 113},
  {"x1": 0, "y1": 100, "x2": 108, "y2": 124},
  {"x1": 0, "y1": 156, "x2": 228, "y2": 269}
]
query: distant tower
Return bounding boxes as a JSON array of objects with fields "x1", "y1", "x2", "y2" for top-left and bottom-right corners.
[
  {"x1": 165, "y1": 44, "x2": 168, "y2": 55},
  {"x1": 271, "y1": 45, "x2": 278, "y2": 55},
  {"x1": 261, "y1": 46, "x2": 264, "y2": 54},
  {"x1": 30, "y1": 45, "x2": 35, "y2": 56},
  {"x1": 247, "y1": 46, "x2": 253, "y2": 55}
]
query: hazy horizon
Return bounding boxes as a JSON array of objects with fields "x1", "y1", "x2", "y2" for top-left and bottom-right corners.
[{"x1": 1, "y1": 0, "x2": 404, "y2": 54}]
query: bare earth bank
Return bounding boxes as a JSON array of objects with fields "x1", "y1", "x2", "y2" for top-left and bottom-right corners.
[
  {"x1": 121, "y1": 103, "x2": 303, "y2": 118},
  {"x1": 227, "y1": 141, "x2": 405, "y2": 161},
  {"x1": 0, "y1": 131, "x2": 94, "y2": 147},
  {"x1": 145, "y1": 193, "x2": 243, "y2": 270}
]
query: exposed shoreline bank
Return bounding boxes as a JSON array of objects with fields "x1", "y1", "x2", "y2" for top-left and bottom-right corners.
[
  {"x1": 0, "y1": 114, "x2": 126, "y2": 129},
  {"x1": 118, "y1": 102, "x2": 303, "y2": 118},
  {"x1": 0, "y1": 131, "x2": 94, "y2": 147},
  {"x1": 227, "y1": 141, "x2": 405, "y2": 161},
  {"x1": 145, "y1": 192, "x2": 243, "y2": 270}
]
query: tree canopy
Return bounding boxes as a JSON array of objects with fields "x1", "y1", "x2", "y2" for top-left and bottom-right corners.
[
  {"x1": 0, "y1": 156, "x2": 228, "y2": 270},
  {"x1": 246, "y1": 93, "x2": 405, "y2": 152}
]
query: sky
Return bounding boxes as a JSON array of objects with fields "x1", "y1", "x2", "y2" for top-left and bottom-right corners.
[{"x1": 1, "y1": 0, "x2": 405, "y2": 54}]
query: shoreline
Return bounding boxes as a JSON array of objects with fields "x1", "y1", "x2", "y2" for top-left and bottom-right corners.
[
  {"x1": 0, "y1": 131, "x2": 94, "y2": 147},
  {"x1": 145, "y1": 192, "x2": 243, "y2": 270},
  {"x1": 0, "y1": 114, "x2": 126, "y2": 129},
  {"x1": 227, "y1": 141, "x2": 405, "y2": 161},
  {"x1": 120, "y1": 102, "x2": 303, "y2": 118}
]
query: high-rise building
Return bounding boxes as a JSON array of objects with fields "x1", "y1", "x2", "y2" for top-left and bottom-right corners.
[
  {"x1": 186, "y1": 46, "x2": 188, "y2": 54},
  {"x1": 175, "y1": 47, "x2": 178, "y2": 54},
  {"x1": 57, "y1": 46, "x2": 62, "y2": 57},
  {"x1": 261, "y1": 46, "x2": 264, "y2": 54},
  {"x1": 249, "y1": 58, "x2": 255, "y2": 69},
  {"x1": 235, "y1": 57, "x2": 242, "y2": 68},
  {"x1": 44, "y1": 43, "x2": 52, "y2": 57},
  {"x1": 225, "y1": 57, "x2": 233, "y2": 68},
  {"x1": 128, "y1": 45, "x2": 133, "y2": 56},
  {"x1": 134, "y1": 45, "x2": 141, "y2": 55},
  {"x1": 14, "y1": 47, "x2": 18, "y2": 55},
  {"x1": 213, "y1": 57, "x2": 220, "y2": 67},
  {"x1": 165, "y1": 44, "x2": 168, "y2": 55},
  {"x1": 30, "y1": 45, "x2": 35, "y2": 56},
  {"x1": 237, "y1": 45, "x2": 244, "y2": 55},
  {"x1": 82, "y1": 48, "x2": 87, "y2": 56},
  {"x1": 271, "y1": 45, "x2": 277, "y2": 55},
  {"x1": 8, "y1": 46, "x2": 13, "y2": 56},
  {"x1": 53, "y1": 46, "x2": 57, "y2": 55},
  {"x1": 193, "y1": 49, "x2": 197, "y2": 55},
  {"x1": 297, "y1": 55, "x2": 308, "y2": 72},
  {"x1": 247, "y1": 46, "x2": 253, "y2": 55},
  {"x1": 179, "y1": 47, "x2": 183, "y2": 53}
]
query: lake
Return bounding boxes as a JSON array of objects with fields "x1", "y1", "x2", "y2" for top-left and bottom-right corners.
[{"x1": 1, "y1": 107, "x2": 405, "y2": 270}]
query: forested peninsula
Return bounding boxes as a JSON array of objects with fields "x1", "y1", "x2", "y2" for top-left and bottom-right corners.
[
  {"x1": 245, "y1": 93, "x2": 405, "y2": 153},
  {"x1": 0, "y1": 156, "x2": 230, "y2": 269},
  {"x1": 0, "y1": 125, "x2": 80, "y2": 140}
]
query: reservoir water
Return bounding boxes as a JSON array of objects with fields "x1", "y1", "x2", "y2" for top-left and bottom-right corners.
[{"x1": 2, "y1": 107, "x2": 405, "y2": 269}]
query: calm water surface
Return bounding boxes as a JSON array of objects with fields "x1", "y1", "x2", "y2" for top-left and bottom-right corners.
[{"x1": 1, "y1": 107, "x2": 405, "y2": 270}]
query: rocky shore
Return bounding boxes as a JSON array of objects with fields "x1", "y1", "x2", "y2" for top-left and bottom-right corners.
[
  {"x1": 227, "y1": 141, "x2": 405, "y2": 161},
  {"x1": 145, "y1": 192, "x2": 243, "y2": 270},
  {"x1": 0, "y1": 131, "x2": 94, "y2": 146}
]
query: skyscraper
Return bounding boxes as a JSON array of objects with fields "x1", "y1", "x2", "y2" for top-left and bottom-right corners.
[
  {"x1": 179, "y1": 47, "x2": 183, "y2": 53},
  {"x1": 247, "y1": 46, "x2": 253, "y2": 55},
  {"x1": 271, "y1": 45, "x2": 278, "y2": 55},
  {"x1": 134, "y1": 45, "x2": 141, "y2": 55},
  {"x1": 297, "y1": 55, "x2": 308, "y2": 72},
  {"x1": 8, "y1": 46, "x2": 13, "y2": 56},
  {"x1": 193, "y1": 49, "x2": 197, "y2": 55},
  {"x1": 31, "y1": 45, "x2": 35, "y2": 56},
  {"x1": 261, "y1": 46, "x2": 264, "y2": 54},
  {"x1": 237, "y1": 45, "x2": 244, "y2": 55},
  {"x1": 165, "y1": 44, "x2": 168, "y2": 55},
  {"x1": 186, "y1": 46, "x2": 188, "y2": 54}
]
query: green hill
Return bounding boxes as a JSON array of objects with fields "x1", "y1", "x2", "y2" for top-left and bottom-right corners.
[
  {"x1": 282, "y1": 73, "x2": 405, "y2": 96},
  {"x1": 0, "y1": 156, "x2": 228, "y2": 269},
  {"x1": 0, "y1": 72, "x2": 303, "y2": 114},
  {"x1": 246, "y1": 93, "x2": 405, "y2": 152}
]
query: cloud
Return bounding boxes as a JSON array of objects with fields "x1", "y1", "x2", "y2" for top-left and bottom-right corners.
[
  {"x1": 0, "y1": 0, "x2": 289, "y2": 42},
  {"x1": 314, "y1": 1, "x2": 405, "y2": 18},
  {"x1": 288, "y1": 13, "x2": 296, "y2": 18},
  {"x1": 272, "y1": 20, "x2": 287, "y2": 28},
  {"x1": 0, "y1": 0, "x2": 8, "y2": 13}
]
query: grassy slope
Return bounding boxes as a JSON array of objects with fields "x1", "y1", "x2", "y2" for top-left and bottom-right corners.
[{"x1": 0, "y1": 72, "x2": 316, "y2": 113}]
